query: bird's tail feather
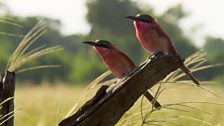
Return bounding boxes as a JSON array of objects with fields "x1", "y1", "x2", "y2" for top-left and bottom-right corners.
[
  {"x1": 180, "y1": 64, "x2": 200, "y2": 85},
  {"x1": 144, "y1": 91, "x2": 162, "y2": 109}
]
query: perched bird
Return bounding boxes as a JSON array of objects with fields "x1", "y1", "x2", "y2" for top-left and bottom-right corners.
[
  {"x1": 83, "y1": 40, "x2": 161, "y2": 108},
  {"x1": 126, "y1": 14, "x2": 200, "y2": 85}
]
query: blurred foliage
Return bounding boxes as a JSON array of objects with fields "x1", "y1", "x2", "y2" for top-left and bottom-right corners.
[
  {"x1": 158, "y1": 4, "x2": 197, "y2": 58},
  {"x1": 0, "y1": 1, "x2": 223, "y2": 84},
  {"x1": 199, "y1": 36, "x2": 224, "y2": 81},
  {"x1": 86, "y1": 0, "x2": 144, "y2": 62},
  {"x1": 204, "y1": 36, "x2": 224, "y2": 63}
]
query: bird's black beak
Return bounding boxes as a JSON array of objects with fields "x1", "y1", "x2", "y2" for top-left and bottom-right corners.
[
  {"x1": 82, "y1": 41, "x2": 110, "y2": 49},
  {"x1": 126, "y1": 15, "x2": 153, "y2": 23},
  {"x1": 83, "y1": 41, "x2": 98, "y2": 46},
  {"x1": 126, "y1": 16, "x2": 141, "y2": 21}
]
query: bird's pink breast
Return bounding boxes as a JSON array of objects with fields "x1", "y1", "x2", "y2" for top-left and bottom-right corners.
[
  {"x1": 134, "y1": 22, "x2": 169, "y2": 53},
  {"x1": 96, "y1": 47, "x2": 135, "y2": 78}
]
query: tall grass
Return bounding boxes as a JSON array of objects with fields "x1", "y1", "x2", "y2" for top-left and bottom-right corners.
[
  {"x1": 0, "y1": 18, "x2": 23, "y2": 125},
  {"x1": 5, "y1": 20, "x2": 63, "y2": 73},
  {"x1": 0, "y1": 18, "x2": 63, "y2": 125},
  {"x1": 0, "y1": 18, "x2": 24, "y2": 37}
]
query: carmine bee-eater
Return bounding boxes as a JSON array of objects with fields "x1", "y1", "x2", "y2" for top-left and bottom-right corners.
[
  {"x1": 83, "y1": 40, "x2": 161, "y2": 108},
  {"x1": 126, "y1": 14, "x2": 200, "y2": 85}
]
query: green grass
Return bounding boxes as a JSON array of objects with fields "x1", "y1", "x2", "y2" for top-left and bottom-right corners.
[{"x1": 13, "y1": 84, "x2": 224, "y2": 126}]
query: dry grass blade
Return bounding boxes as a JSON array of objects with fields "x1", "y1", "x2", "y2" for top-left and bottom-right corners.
[
  {"x1": 197, "y1": 86, "x2": 220, "y2": 99},
  {"x1": 0, "y1": 97, "x2": 20, "y2": 125},
  {"x1": 88, "y1": 70, "x2": 111, "y2": 88},
  {"x1": 191, "y1": 63, "x2": 224, "y2": 73},
  {"x1": 140, "y1": 82, "x2": 166, "y2": 125},
  {"x1": 163, "y1": 103, "x2": 224, "y2": 120},
  {"x1": 142, "y1": 122, "x2": 162, "y2": 126},
  {"x1": 141, "y1": 81, "x2": 168, "y2": 118},
  {"x1": 0, "y1": 97, "x2": 13, "y2": 107},
  {"x1": 0, "y1": 19, "x2": 23, "y2": 28},
  {"x1": 18, "y1": 27, "x2": 46, "y2": 57},
  {"x1": 0, "y1": 32, "x2": 24, "y2": 37},
  {"x1": 7, "y1": 21, "x2": 46, "y2": 70},
  {"x1": 17, "y1": 65, "x2": 61, "y2": 73},
  {"x1": 162, "y1": 107, "x2": 189, "y2": 113},
  {"x1": 83, "y1": 70, "x2": 111, "y2": 94},
  {"x1": 162, "y1": 80, "x2": 220, "y2": 99},
  {"x1": 191, "y1": 59, "x2": 207, "y2": 69},
  {"x1": 65, "y1": 70, "x2": 111, "y2": 118},
  {"x1": 118, "y1": 108, "x2": 147, "y2": 125},
  {"x1": 0, "y1": 114, "x2": 14, "y2": 125},
  {"x1": 164, "y1": 50, "x2": 206, "y2": 82},
  {"x1": 172, "y1": 64, "x2": 223, "y2": 81},
  {"x1": 174, "y1": 115, "x2": 213, "y2": 126},
  {"x1": 161, "y1": 50, "x2": 223, "y2": 98},
  {"x1": 0, "y1": 110, "x2": 14, "y2": 121},
  {"x1": 174, "y1": 101, "x2": 224, "y2": 105},
  {"x1": 24, "y1": 45, "x2": 47, "y2": 56},
  {"x1": 145, "y1": 120, "x2": 180, "y2": 126},
  {"x1": 10, "y1": 21, "x2": 42, "y2": 59},
  {"x1": 5, "y1": 20, "x2": 63, "y2": 72},
  {"x1": 64, "y1": 104, "x2": 78, "y2": 118},
  {"x1": 184, "y1": 50, "x2": 206, "y2": 64},
  {"x1": 0, "y1": 108, "x2": 21, "y2": 125},
  {"x1": 151, "y1": 115, "x2": 213, "y2": 126},
  {"x1": 12, "y1": 46, "x2": 63, "y2": 72}
]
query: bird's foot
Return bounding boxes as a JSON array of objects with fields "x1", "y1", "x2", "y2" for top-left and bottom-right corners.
[{"x1": 149, "y1": 51, "x2": 165, "y2": 59}]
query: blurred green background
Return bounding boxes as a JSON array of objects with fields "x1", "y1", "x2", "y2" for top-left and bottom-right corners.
[{"x1": 0, "y1": 0, "x2": 223, "y2": 85}]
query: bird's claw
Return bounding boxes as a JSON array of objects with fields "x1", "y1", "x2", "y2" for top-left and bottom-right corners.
[{"x1": 149, "y1": 51, "x2": 165, "y2": 59}]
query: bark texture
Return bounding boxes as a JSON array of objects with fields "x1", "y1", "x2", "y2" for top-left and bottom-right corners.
[{"x1": 0, "y1": 71, "x2": 16, "y2": 126}]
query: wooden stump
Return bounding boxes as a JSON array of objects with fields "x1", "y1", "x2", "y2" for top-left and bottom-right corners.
[{"x1": 0, "y1": 71, "x2": 16, "y2": 126}]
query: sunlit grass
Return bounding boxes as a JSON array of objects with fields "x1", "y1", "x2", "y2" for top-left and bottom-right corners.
[
  {"x1": 0, "y1": 18, "x2": 24, "y2": 37},
  {"x1": 14, "y1": 85, "x2": 85, "y2": 126},
  {"x1": 11, "y1": 84, "x2": 224, "y2": 126},
  {"x1": 0, "y1": 18, "x2": 63, "y2": 125},
  {"x1": 6, "y1": 20, "x2": 63, "y2": 73},
  {"x1": 116, "y1": 85, "x2": 224, "y2": 126}
]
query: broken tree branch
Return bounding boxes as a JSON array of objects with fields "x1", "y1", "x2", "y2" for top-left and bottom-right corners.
[{"x1": 59, "y1": 54, "x2": 182, "y2": 126}]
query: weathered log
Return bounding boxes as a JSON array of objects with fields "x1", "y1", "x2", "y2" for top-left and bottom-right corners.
[
  {"x1": 0, "y1": 71, "x2": 16, "y2": 126},
  {"x1": 59, "y1": 54, "x2": 182, "y2": 126}
]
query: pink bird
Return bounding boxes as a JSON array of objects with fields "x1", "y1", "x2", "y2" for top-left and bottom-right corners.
[
  {"x1": 83, "y1": 40, "x2": 162, "y2": 108},
  {"x1": 83, "y1": 40, "x2": 135, "y2": 78},
  {"x1": 126, "y1": 14, "x2": 200, "y2": 85}
]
